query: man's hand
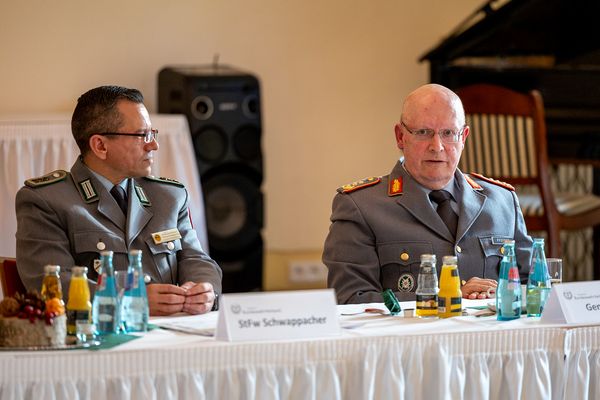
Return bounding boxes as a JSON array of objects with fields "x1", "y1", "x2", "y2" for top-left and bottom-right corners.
[
  {"x1": 461, "y1": 277, "x2": 497, "y2": 299},
  {"x1": 147, "y1": 284, "x2": 187, "y2": 316},
  {"x1": 180, "y1": 281, "x2": 215, "y2": 315}
]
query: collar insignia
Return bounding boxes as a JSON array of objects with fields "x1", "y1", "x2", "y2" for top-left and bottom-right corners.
[
  {"x1": 77, "y1": 179, "x2": 99, "y2": 203},
  {"x1": 388, "y1": 177, "x2": 403, "y2": 196},
  {"x1": 135, "y1": 185, "x2": 151, "y2": 206}
]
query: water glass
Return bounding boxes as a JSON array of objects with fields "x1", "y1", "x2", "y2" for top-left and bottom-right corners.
[{"x1": 546, "y1": 258, "x2": 563, "y2": 286}]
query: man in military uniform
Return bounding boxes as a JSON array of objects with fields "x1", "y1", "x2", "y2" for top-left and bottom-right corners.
[
  {"x1": 16, "y1": 85, "x2": 222, "y2": 315},
  {"x1": 323, "y1": 84, "x2": 533, "y2": 304}
]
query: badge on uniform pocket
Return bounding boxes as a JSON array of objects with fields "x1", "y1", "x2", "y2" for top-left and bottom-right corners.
[{"x1": 398, "y1": 273, "x2": 415, "y2": 292}]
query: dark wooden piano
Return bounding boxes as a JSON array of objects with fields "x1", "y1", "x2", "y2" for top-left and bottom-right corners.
[{"x1": 420, "y1": 0, "x2": 600, "y2": 279}]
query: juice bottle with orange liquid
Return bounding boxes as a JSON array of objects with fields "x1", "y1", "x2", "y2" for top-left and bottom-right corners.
[
  {"x1": 437, "y1": 256, "x2": 462, "y2": 318},
  {"x1": 66, "y1": 266, "x2": 92, "y2": 335}
]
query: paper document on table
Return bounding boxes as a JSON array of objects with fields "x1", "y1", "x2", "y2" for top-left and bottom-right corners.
[{"x1": 152, "y1": 313, "x2": 217, "y2": 336}]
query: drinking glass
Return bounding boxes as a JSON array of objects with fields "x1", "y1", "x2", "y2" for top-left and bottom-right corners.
[
  {"x1": 546, "y1": 258, "x2": 563, "y2": 286},
  {"x1": 114, "y1": 270, "x2": 130, "y2": 332}
]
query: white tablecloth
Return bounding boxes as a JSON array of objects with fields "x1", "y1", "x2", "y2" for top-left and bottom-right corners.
[
  {"x1": 0, "y1": 301, "x2": 598, "y2": 400},
  {"x1": 0, "y1": 114, "x2": 208, "y2": 262}
]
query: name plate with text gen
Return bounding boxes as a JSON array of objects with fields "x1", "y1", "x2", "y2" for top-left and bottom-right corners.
[{"x1": 541, "y1": 280, "x2": 600, "y2": 324}]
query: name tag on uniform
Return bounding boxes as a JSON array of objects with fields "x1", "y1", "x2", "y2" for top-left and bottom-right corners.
[{"x1": 152, "y1": 228, "x2": 182, "y2": 244}]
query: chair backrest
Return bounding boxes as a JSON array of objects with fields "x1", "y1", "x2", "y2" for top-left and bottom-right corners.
[
  {"x1": 456, "y1": 84, "x2": 560, "y2": 246},
  {"x1": 0, "y1": 258, "x2": 26, "y2": 298},
  {"x1": 457, "y1": 83, "x2": 549, "y2": 186}
]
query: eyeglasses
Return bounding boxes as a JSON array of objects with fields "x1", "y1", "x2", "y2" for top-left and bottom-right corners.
[
  {"x1": 97, "y1": 128, "x2": 158, "y2": 143},
  {"x1": 401, "y1": 121, "x2": 465, "y2": 143}
]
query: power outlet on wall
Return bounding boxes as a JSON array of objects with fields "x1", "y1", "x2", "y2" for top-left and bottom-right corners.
[{"x1": 288, "y1": 260, "x2": 328, "y2": 283}]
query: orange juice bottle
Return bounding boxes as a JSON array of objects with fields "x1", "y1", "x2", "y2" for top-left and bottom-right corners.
[
  {"x1": 438, "y1": 256, "x2": 462, "y2": 318},
  {"x1": 66, "y1": 266, "x2": 92, "y2": 335},
  {"x1": 41, "y1": 264, "x2": 63, "y2": 301}
]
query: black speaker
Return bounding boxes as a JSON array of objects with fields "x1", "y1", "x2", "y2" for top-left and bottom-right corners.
[{"x1": 158, "y1": 65, "x2": 263, "y2": 293}]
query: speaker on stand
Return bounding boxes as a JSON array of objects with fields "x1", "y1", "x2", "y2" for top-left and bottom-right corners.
[{"x1": 158, "y1": 65, "x2": 263, "y2": 293}]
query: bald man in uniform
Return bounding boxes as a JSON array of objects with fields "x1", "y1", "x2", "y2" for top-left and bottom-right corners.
[
  {"x1": 323, "y1": 83, "x2": 533, "y2": 304},
  {"x1": 16, "y1": 85, "x2": 221, "y2": 315}
]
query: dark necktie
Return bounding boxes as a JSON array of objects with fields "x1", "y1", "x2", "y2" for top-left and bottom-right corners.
[
  {"x1": 429, "y1": 190, "x2": 458, "y2": 237},
  {"x1": 110, "y1": 185, "x2": 128, "y2": 215}
]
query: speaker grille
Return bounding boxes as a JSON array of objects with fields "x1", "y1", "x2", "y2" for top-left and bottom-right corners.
[{"x1": 192, "y1": 126, "x2": 228, "y2": 164}]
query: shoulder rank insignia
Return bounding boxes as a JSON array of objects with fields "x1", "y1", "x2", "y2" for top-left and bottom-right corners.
[
  {"x1": 464, "y1": 174, "x2": 482, "y2": 191},
  {"x1": 469, "y1": 172, "x2": 515, "y2": 191},
  {"x1": 25, "y1": 170, "x2": 68, "y2": 188},
  {"x1": 143, "y1": 175, "x2": 184, "y2": 188},
  {"x1": 337, "y1": 177, "x2": 381, "y2": 193},
  {"x1": 388, "y1": 177, "x2": 403, "y2": 196}
]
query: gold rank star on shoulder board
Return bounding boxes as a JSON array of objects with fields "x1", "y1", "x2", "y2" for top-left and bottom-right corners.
[{"x1": 337, "y1": 177, "x2": 381, "y2": 193}]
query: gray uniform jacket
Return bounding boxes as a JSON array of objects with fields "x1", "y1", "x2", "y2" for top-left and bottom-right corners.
[
  {"x1": 16, "y1": 158, "x2": 222, "y2": 299},
  {"x1": 323, "y1": 161, "x2": 533, "y2": 304}
]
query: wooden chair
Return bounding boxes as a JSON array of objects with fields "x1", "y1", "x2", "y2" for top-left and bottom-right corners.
[
  {"x1": 0, "y1": 257, "x2": 26, "y2": 298},
  {"x1": 457, "y1": 83, "x2": 600, "y2": 276}
]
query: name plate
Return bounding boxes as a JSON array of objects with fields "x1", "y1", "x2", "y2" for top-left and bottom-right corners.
[
  {"x1": 215, "y1": 289, "x2": 340, "y2": 341},
  {"x1": 541, "y1": 281, "x2": 600, "y2": 324}
]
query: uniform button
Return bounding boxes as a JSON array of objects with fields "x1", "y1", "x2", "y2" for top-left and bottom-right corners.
[
  {"x1": 167, "y1": 242, "x2": 175, "y2": 250},
  {"x1": 455, "y1": 245, "x2": 462, "y2": 253},
  {"x1": 97, "y1": 242, "x2": 106, "y2": 251},
  {"x1": 500, "y1": 247, "x2": 505, "y2": 255},
  {"x1": 400, "y1": 252, "x2": 409, "y2": 261},
  {"x1": 144, "y1": 274, "x2": 151, "y2": 284}
]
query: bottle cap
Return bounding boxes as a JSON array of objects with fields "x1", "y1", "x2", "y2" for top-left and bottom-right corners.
[
  {"x1": 71, "y1": 266, "x2": 88, "y2": 274},
  {"x1": 44, "y1": 264, "x2": 60, "y2": 274},
  {"x1": 442, "y1": 255, "x2": 458, "y2": 265},
  {"x1": 420, "y1": 254, "x2": 436, "y2": 263}
]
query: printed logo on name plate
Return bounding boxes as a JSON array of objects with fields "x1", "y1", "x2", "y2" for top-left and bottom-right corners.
[
  {"x1": 231, "y1": 304, "x2": 241, "y2": 314},
  {"x1": 563, "y1": 291, "x2": 573, "y2": 300},
  {"x1": 398, "y1": 273, "x2": 415, "y2": 292}
]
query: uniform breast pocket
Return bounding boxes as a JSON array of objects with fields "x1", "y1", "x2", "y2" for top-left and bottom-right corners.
[
  {"x1": 377, "y1": 241, "x2": 433, "y2": 296},
  {"x1": 72, "y1": 231, "x2": 128, "y2": 276},
  {"x1": 478, "y1": 236, "x2": 509, "y2": 278},
  {"x1": 73, "y1": 231, "x2": 127, "y2": 255},
  {"x1": 144, "y1": 237, "x2": 182, "y2": 282}
]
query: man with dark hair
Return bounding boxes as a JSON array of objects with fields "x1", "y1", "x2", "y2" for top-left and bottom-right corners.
[{"x1": 16, "y1": 85, "x2": 222, "y2": 315}]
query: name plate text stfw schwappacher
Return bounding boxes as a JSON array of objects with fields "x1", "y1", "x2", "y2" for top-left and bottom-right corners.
[{"x1": 215, "y1": 289, "x2": 341, "y2": 341}]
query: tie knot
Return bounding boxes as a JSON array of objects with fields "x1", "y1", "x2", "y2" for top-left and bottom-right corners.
[{"x1": 429, "y1": 190, "x2": 452, "y2": 204}]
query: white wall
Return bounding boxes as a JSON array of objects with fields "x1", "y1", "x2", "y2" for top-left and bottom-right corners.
[{"x1": 0, "y1": 0, "x2": 481, "y2": 255}]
